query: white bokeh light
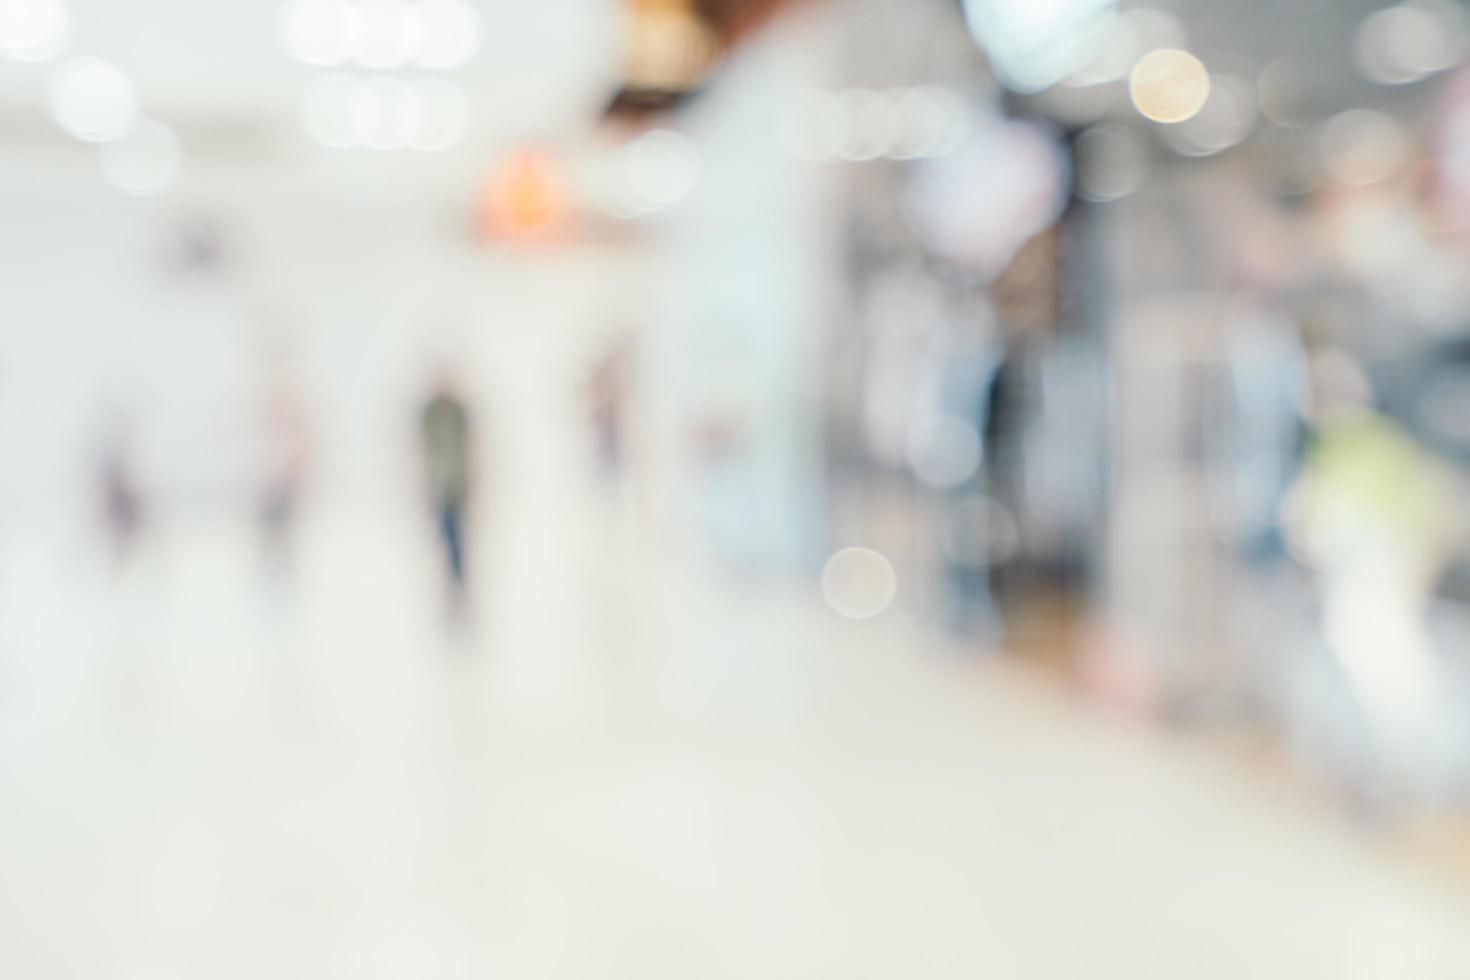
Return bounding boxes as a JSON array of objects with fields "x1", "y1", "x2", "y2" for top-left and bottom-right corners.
[
  {"x1": 302, "y1": 72, "x2": 469, "y2": 151},
  {"x1": 366, "y1": 76, "x2": 424, "y2": 148},
  {"x1": 48, "y1": 56, "x2": 138, "y2": 142},
  {"x1": 1355, "y1": 0, "x2": 1467, "y2": 86},
  {"x1": 340, "y1": 75, "x2": 409, "y2": 149},
  {"x1": 280, "y1": 0, "x2": 359, "y2": 66},
  {"x1": 963, "y1": 0, "x2": 1118, "y2": 93},
  {"x1": 890, "y1": 87, "x2": 969, "y2": 159},
  {"x1": 0, "y1": 0, "x2": 70, "y2": 63},
  {"x1": 813, "y1": 91, "x2": 855, "y2": 161},
  {"x1": 1321, "y1": 108, "x2": 1406, "y2": 186},
  {"x1": 837, "y1": 88, "x2": 894, "y2": 161},
  {"x1": 779, "y1": 87, "x2": 968, "y2": 162},
  {"x1": 410, "y1": 77, "x2": 469, "y2": 151},
  {"x1": 909, "y1": 416, "x2": 983, "y2": 489},
  {"x1": 282, "y1": 0, "x2": 480, "y2": 70},
  {"x1": 1162, "y1": 73, "x2": 1257, "y2": 156},
  {"x1": 1067, "y1": 7, "x2": 1188, "y2": 87},
  {"x1": 619, "y1": 128, "x2": 702, "y2": 214},
  {"x1": 415, "y1": 0, "x2": 481, "y2": 70},
  {"x1": 1256, "y1": 57, "x2": 1310, "y2": 128},
  {"x1": 351, "y1": 0, "x2": 420, "y2": 69},
  {"x1": 821, "y1": 547, "x2": 899, "y2": 620},
  {"x1": 1129, "y1": 47, "x2": 1210, "y2": 124}
]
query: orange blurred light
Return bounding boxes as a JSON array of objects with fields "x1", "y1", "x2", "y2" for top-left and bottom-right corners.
[{"x1": 478, "y1": 147, "x2": 574, "y2": 244}]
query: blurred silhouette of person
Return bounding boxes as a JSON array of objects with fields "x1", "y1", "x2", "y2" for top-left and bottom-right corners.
[
  {"x1": 421, "y1": 372, "x2": 474, "y2": 609},
  {"x1": 163, "y1": 213, "x2": 232, "y2": 281},
  {"x1": 96, "y1": 414, "x2": 144, "y2": 565},
  {"x1": 584, "y1": 336, "x2": 633, "y2": 480},
  {"x1": 1285, "y1": 348, "x2": 1461, "y2": 801},
  {"x1": 257, "y1": 365, "x2": 311, "y2": 573}
]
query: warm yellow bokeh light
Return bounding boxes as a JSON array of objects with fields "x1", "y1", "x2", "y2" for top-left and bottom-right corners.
[{"x1": 1129, "y1": 48, "x2": 1210, "y2": 124}]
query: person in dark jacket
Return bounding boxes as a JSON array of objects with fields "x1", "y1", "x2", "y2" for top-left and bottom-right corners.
[{"x1": 421, "y1": 373, "x2": 474, "y2": 605}]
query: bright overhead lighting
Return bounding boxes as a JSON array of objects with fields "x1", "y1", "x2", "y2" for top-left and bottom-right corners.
[
  {"x1": 415, "y1": 0, "x2": 481, "y2": 70},
  {"x1": 48, "y1": 56, "x2": 139, "y2": 142},
  {"x1": 301, "y1": 72, "x2": 470, "y2": 151},
  {"x1": 0, "y1": 0, "x2": 70, "y2": 63},
  {"x1": 963, "y1": 0, "x2": 1118, "y2": 93},
  {"x1": 281, "y1": 0, "x2": 481, "y2": 70},
  {"x1": 410, "y1": 77, "x2": 469, "y2": 151},
  {"x1": 280, "y1": 0, "x2": 359, "y2": 66},
  {"x1": 1355, "y1": 0, "x2": 1468, "y2": 86},
  {"x1": 1161, "y1": 73, "x2": 1256, "y2": 155},
  {"x1": 1129, "y1": 48, "x2": 1210, "y2": 123}
]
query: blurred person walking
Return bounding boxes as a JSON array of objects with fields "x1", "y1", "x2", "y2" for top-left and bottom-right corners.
[
  {"x1": 1286, "y1": 353, "x2": 1462, "y2": 803},
  {"x1": 420, "y1": 372, "x2": 475, "y2": 612},
  {"x1": 95, "y1": 414, "x2": 145, "y2": 566},
  {"x1": 584, "y1": 335, "x2": 633, "y2": 480},
  {"x1": 256, "y1": 365, "x2": 312, "y2": 574}
]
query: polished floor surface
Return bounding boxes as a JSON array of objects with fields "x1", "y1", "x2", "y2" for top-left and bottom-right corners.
[{"x1": 6, "y1": 474, "x2": 1470, "y2": 979}]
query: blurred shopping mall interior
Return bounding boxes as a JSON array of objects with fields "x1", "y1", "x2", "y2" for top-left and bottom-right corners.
[{"x1": 7, "y1": 0, "x2": 1470, "y2": 975}]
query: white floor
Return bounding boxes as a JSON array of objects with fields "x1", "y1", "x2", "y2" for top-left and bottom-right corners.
[{"x1": 4, "y1": 464, "x2": 1470, "y2": 980}]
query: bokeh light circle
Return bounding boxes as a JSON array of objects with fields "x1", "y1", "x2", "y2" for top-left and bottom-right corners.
[
  {"x1": 415, "y1": 0, "x2": 481, "y2": 70},
  {"x1": 619, "y1": 128, "x2": 701, "y2": 213},
  {"x1": 279, "y1": 0, "x2": 358, "y2": 66},
  {"x1": 822, "y1": 547, "x2": 898, "y2": 620},
  {"x1": 1321, "y1": 108, "x2": 1406, "y2": 186},
  {"x1": 410, "y1": 77, "x2": 469, "y2": 151},
  {"x1": 1355, "y1": 0, "x2": 1467, "y2": 86},
  {"x1": 48, "y1": 56, "x2": 138, "y2": 142},
  {"x1": 908, "y1": 416, "x2": 982, "y2": 489},
  {"x1": 1162, "y1": 73, "x2": 1257, "y2": 156},
  {"x1": 1129, "y1": 48, "x2": 1210, "y2": 123},
  {"x1": 0, "y1": 0, "x2": 70, "y2": 63}
]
